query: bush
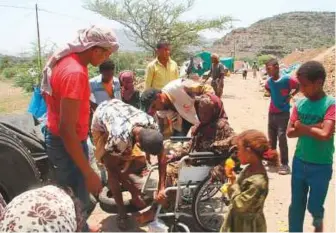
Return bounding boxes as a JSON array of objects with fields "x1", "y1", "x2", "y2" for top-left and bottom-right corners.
[
  {"x1": 1, "y1": 67, "x2": 18, "y2": 79},
  {"x1": 13, "y1": 68, "x2": 39, "y2": 93},
  {"x1": 257, "y1": 54, "x2": 275, "y2": 66}
]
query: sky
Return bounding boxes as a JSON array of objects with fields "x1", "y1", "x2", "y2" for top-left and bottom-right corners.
[{"x1": 0, "y1": 0, "x2": 334, "y2": 55}]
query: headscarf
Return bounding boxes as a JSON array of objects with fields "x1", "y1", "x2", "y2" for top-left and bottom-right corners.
[
  {"x1": 0, "y1": 185, "x2": 80, "y2": 232},
  {"x1": 193, "y1": 93, "x2": 228, "y2": 138},
  {"x1": 119, "y1": 70, "x2": 135, "y2": 102},
  {"x1": 41, "y1": 25, "x2": 119, "y2": 95}
]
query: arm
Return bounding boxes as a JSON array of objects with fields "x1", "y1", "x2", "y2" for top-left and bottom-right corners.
[
  {"x1": 157, "y1": 150, "x2": 167, "y2": 192},
  {"x1": 294, "y1": 120, "x2": 334, "y2": 141},
  {"x1": 59, "y1": 99, "x2": 95, "y2": 178},
  {"x1": 144, "y1": 64, "x2": 154, "y2": 90},
  {"x1": 288, "y1": 76, "x2": 300, "y2": 100},
  {"x1": 228, "y1": 180, "x2": 266, "y2": 213}
]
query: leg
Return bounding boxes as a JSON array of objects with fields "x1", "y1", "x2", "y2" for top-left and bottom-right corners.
[
  {"x1": 306, "y1": 163, "x2": 333, "y2": 231},
  {"x1": 289, "y1": 157, "x2": 308, "y2": 232},
  {"x1": 103, "y1": 156, "x2": 128, "y2": 229},
  {"x1": 268, "y1": 113, "x2": 278, "y2": 151},
  {"x1": 277, "y1": 113, "x2": 290, "y2": 166},
  {"x1": 45, "y1": 130, "x2": 91, "y2": 231}
]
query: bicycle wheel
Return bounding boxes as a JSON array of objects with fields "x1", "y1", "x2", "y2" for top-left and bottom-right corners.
[{"x1": 192, "y1": 176, "x2": 229, "y2": 232}]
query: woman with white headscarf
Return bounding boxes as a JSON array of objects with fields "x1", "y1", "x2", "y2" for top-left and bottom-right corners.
[
  {"x1": 41, "y1": 25, "x2": 119, "y2": 231},
  {"x1": 0, "y1": 185, "x2": 84, "y2": 232}
]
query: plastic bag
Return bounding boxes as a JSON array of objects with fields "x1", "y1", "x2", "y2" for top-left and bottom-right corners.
[{"x1": 147, "y1": 219, "x2": 169, "y2": 232}]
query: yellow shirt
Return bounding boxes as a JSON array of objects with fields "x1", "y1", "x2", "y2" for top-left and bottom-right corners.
[{"x1": 145, "y1": 58, "x2": 179, "y2": 90}]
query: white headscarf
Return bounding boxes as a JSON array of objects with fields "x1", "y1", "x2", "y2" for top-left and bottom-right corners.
[
  {"x1": 41, "y1": 25, "x2": 119, "y2": 95},
  {"x1": 0, "y1": 185, "x2": 78, "y2": 232}
]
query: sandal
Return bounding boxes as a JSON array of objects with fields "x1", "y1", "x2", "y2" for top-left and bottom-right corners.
[{"x1": 116, "y1": 215, "x2": 128, "y2": 231}]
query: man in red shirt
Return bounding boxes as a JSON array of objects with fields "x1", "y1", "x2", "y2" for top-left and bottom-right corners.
[{"x1": 41, "y1": 26, "x2": 119, "y2": 231}]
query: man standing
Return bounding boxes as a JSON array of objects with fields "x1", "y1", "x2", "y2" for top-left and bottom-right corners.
[
  {"x1": 145, "y1": 40, "x2": 179, "y2": 90},
  {"x1": 242, "y1": 60, "x2": 248, "y2": 80},
  {"x1": 207, "y1": 53, "x2": 225, "y2": 98},
  {"x1": 41, "y1": 26, "x2": 119, "y2": 231},
  {"x1": 252, "y1": 61, "x2": 259, "y2": 79},
  {"x1": 265, "y1": 58, "x2": 299, "y2": 175},
  {"x1": 90, "y1": 59, "x2": 121, "y2": 111}
]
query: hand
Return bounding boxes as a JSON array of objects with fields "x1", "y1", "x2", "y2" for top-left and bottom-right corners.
[
  {"x1": 294, "y1": 120, "x2": 302, "y2": 129},
  {"x1": 84, "y1": 169, "x2": 103, "y2": 196},
  {"x1": 228, "y1": 171, "x2": 236, "y2": 184},
  {"x1": 154, "y1": 189, "x2": 167, "y2": 206}
]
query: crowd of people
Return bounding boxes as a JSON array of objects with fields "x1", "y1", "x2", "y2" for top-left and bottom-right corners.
[{"x1": 0, "y1": 25, "x2": 335, "y2": 233}]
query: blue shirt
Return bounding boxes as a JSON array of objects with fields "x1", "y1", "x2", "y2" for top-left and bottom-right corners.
[
  {"x1": 265, "y1": 75, "x2": 299, "y2": 113},
  {"x1": 89, "y1": 75, "x2": 121, "y2": 105}
]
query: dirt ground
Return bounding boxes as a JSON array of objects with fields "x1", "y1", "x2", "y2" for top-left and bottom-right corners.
[
  {"x1": 0, "y1": 79, "x2": 30, "y2": 113},
  {"x1": 88, "y1": 73, "x2": 335, "y2": 232}
]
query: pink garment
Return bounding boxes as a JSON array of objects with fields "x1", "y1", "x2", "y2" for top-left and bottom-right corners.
[
  {"x1": 41, "y1": 25, "x2": 119, "y2": 95},
  {"x1": 119, "y1": 71, "x2": 135, "y2": 101}
]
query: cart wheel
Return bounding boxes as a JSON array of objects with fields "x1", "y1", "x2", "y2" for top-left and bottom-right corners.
[{"x1": 169, "y1": 222, "x2": 190, "y2": 232}]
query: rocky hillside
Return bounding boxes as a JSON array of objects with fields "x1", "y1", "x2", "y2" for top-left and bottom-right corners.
[{"x1": 210, "y1": 12, "x2": 335, "y2": 58}]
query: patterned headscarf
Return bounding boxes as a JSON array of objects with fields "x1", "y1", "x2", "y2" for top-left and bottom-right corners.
[
  {"x1": 194, "y1": 93, "x2": 228, "y2": 137},
  {"x1": 0, "y1": 185, "x2": 80, "y2": 232},
  {"x1": 41, "y1": 25, "x2": 119, "y2": 95},
  {"x1": 119, "y1": 70, "x2": 135, "y2": 101}
]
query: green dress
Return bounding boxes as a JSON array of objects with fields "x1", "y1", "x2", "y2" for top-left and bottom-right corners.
[{"x1": 220, "y1": 167, "x2": 269, "y2": 232}]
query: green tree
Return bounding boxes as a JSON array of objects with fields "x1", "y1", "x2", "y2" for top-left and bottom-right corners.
[
  {"x1": 84, "y1": 0, "x2": 232, "y2": 63},
  {"x1": 257, "y1": 54, "x2": 275, "y2": 66}
]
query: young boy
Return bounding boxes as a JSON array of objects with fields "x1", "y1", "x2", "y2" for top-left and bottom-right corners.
[
  {"x1": 265, "y1": 58, "x2": 300, "y2": 174},
  {"x1": 287, "y1": 61, "x2": 335, "y2": 232}
]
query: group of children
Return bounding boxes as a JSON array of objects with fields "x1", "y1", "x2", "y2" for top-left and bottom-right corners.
[{"x1": 224, "y1": 60, "x2": 334, "y2": 232}]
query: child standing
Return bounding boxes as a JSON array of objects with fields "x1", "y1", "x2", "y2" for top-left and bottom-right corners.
[
  {"x1": 287, "y1": 61, "x2": 335, "y2": 232},
  {"x1": 220, "y1": 130, "x2": 269, "y2": 232},
  {"x1": 265, "y1": 58, "x2": 300, "y2": 174}
]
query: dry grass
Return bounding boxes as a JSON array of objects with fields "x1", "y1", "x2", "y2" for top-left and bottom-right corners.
[{"x1": 0, "y1": 79, "x2": 30, "y2": 113}]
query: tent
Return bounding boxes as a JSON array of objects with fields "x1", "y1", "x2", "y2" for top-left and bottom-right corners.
[{"x1": 220, "y1": 57, "x2": 234, "y2": 72}]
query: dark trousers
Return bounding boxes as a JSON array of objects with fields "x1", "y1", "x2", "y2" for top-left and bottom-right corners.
[
  {"x1": 45, "y1": 128, "x2": 90, "y2": 231},
  {"x1": 268, "y1": 112, "x2": 289, "y2": 165},
  {"x1": 289, "y1": 157, "x2": 333, "y2": 231}
]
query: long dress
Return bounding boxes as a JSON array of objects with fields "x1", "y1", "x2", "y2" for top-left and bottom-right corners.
[{"x1": 220, "y1": 166, "x2": 269, "y2": 232}]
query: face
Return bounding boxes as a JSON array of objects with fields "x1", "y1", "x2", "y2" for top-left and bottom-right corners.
[
  {"x1": 265, "y1": 63, "x2": 279, "y2": 78},
  {"x1": 101, "y1": 69, "x2": 114, "y2": 82},
  {"x1": 90, "y1": 47, "x2": 113, "y2": 66},
  {"x1": 157, "y1": 45, "x2": 171, "y2": 61},
  {"x1": 297, "y1": 75, "x2": 322, "y2": 98},
  {"x1": 211, "y1": 56, "x2": 219, "y2": 64},
  {"x1": 148, "y1": 95, "x2": 165, "y2": 116},
  {"x1": 197, "y1": 102, "x2": 213, "y2": 124},
  {"x1": 121, "y1": 78, "x2": 133, "y2": 90},
  {"x1": 236, "y1": 141, "x2": 250, "y2": 165}
]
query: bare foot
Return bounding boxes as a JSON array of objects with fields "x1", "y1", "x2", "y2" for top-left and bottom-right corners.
[
  {"x1": 88, "y1": 223, "x2": 102, "y2": 232},
  {"x1": 134, "y1": 206, "x2": 156, "y2": 225}
]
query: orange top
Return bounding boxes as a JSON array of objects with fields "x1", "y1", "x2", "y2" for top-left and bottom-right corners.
[{"x1": 102, "y1": 81, "x2": 113, "y2": 98}]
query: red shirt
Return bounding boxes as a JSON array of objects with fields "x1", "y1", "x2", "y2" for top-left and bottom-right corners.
[{"x1": 46, "y1": 54, "x2": 90, "y2": 141}]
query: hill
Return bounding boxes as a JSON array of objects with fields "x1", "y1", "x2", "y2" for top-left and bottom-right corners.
[{"x1": 210, "y1": 11, "x2": 335, "y2": 58}]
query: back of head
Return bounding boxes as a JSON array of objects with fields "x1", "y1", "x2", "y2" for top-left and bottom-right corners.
[
  {"x1": 139, "y1": 129, "x2": 164, "y2": 155},
  {"x1": 297, "y1": 60, "x2": 326, "y2": 84},
  {"x1": 140, "y1": 88, "x2": 161, "y2": 112},
  {"x1": 99, "y1": 59, "x2": 115, "y2": 73},
  {"x1": 237, "y1": 129, "x2": 269, "y2": 158}
]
